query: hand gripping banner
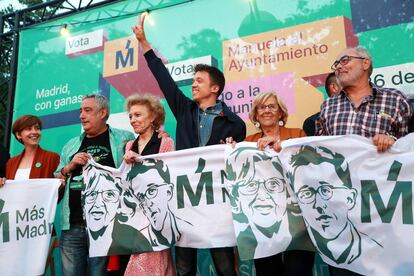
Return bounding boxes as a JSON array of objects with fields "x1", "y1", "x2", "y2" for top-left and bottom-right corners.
[{"x1": 83, "y1": 134, "x2": 414, "y2": 275}]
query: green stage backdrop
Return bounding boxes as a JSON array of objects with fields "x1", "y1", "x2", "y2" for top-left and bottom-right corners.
[{"x1": 12, "y1": 0, "x2": 414, "y2": 275}]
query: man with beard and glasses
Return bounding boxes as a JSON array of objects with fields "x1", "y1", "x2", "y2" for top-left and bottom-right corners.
[{"x1": 316, "y1": 46, "x2": 412, "y2": 153}]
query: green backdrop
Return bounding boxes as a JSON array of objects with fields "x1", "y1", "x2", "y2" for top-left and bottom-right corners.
[{"x1": 12, "y1": 0, "x2": 414, "y2": 275}]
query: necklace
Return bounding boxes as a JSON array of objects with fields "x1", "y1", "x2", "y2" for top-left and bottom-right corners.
[{"x1": 137, "y1": 137, "x2": 151, "y2": 153}]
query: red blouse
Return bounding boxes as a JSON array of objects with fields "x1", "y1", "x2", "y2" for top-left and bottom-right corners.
[{"x1": 6, "y1": 146, "x2": 60, "y2": 179}]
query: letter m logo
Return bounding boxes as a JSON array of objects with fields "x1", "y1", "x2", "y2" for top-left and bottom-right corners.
[
  {"x1": 176, "y1": 158, "x2": 215, "y2": 209},
  {"x1": 103, "y1": 36, "x2": 139, "y2": 78},
  {"x1": 115, "y1": 40, "x2": 134, "y2": 69},
  {"x1": 0, "y1": 199, "x2": 10, "y2": 242},
  {"x1": 361, "y1": 161, "x2": 413, "y2": 224}
]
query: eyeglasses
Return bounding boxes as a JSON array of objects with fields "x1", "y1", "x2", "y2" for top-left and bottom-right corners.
[
  {"x1": 296, "y1": 185, "x2": 349, "y2": 204},
  {"x1": 239, "y1": 177, "x2": 285, "y2": 196},
  {"x1": 138, "y1": 183, "x2": 169, "y2": 202},
  {"x1": 331, "y1": 55, "x2": 365, "y2": 71},
  {"x1": 85, "y1": 190, "x2": 120, "y2": 204},
  {"x1": 257, "y1": 104, "x2": 278, "y2": 112}
]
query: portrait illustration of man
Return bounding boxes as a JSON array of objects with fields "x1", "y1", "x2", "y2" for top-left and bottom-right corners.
[
  {"x1": 126, "y1": 158, "x2": 191, "y2": 248},
  {"x1": 289, "y1": 145, "x2": 383, "y2": 266},
  {"x1": 82, "y1": 162, "x2": 152, "y2": 256},
  {"x1": 225, "y1": 146, "x2": 292, "y2": 259}
]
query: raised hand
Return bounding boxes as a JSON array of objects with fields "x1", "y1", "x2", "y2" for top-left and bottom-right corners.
[{"x1": 131, "y1": 13, "x2": 151, "y2": 52}]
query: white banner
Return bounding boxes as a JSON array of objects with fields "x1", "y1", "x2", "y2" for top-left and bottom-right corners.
[
  {"x1": 0, "y1": 179, "x2": 60, "y2": 276},
  {"x1": 83, "y1": 134, "x2": 414, "y2": 275},
  {"x1": 224, "y1": 143, "x2": 313, "y2": 260},
  {"x1": 83, "y1": 145, "x2": 236, "y2": 257},
  {"x1": 279, "y1": 134, "x2": 414, "y2": 275}
]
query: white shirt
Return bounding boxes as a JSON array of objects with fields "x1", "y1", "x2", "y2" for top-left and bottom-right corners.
[{"x1": 14, "y1": 168, "x2": 31, "y2": 180}]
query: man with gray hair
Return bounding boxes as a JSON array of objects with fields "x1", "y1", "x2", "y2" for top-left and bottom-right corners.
[
  {"x1": 316, "y1": 47, "x2": 411, "y2": 274},
  {"x1": 316, "y1": 46, "x2": 412, "y2": 152},
  {"x1": 56, "y1": 94, "x2": 134, "y2": 276}
]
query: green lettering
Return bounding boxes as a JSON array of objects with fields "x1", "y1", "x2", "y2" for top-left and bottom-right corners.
[
  {"x1": 0, "y1": 199, "x2": 10, "y2": 242},
  {"x1": 222, "y1": 187, "x2": 230, "y2": 203},
  {"x1": 177, "y1": 172, "x2": 214, "y2": 209},
  {"x1": 361, "y1": 180, "x2": 413, "y2": 224},
  {"x1": 30, "y1": 225, "x2": 37, "y2": 238},
  {"x1": 16, "y1": 225, "x2": 29, "y2": 240},
  {"x1": 16, "y1": 209, "x2": 29, "y2": 223}
]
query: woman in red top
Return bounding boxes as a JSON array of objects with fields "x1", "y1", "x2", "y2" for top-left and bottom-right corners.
[{"x1": 0, "y1": 115, "x2": 59, "y2": 186}]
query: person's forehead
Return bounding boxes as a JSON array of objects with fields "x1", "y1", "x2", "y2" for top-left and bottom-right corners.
[
  {"x1": 139, "y1": 169, "x2": 165, "y2": 186},
  {"x1": 130, "y1": 103, "x2": 149, "y2": 113},
  {"x1": 88, "y1": 175, "x2": 116, "y2": 191},
  {"x1": 261, "y1": 96, "x2": 277, "y2": 105},
  {"x1": 193, "y1": 71, "x2": 210, "y2": 80},
  {"x1": 295, "y1": 162, "x2": 343, "y2": 187},
  {"x1": 255, "y1": 159, "x2": 279, "y2": 173},
  {"x1": 336, "y1": 48, "x2": 358, "y2": 60},
  {"x1": 81, "y1": 98, "x2": 98, "y2": 108},
  {"x1": 22, "y1": 123, "x2": 40, "y2": 130}
]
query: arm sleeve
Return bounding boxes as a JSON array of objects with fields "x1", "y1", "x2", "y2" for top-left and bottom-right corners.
[
  {"x1": 144, "y1": 49, "x2": 191, "y2": 117},
  {"x1": 315, "y1": 101, "x2": 328, "y2": 136},
  {"x1": 0, "y1": 145, "x2": 9, "y2": 177},
  {"x1": 54, "y1": 142, "x2": 71, "y2": 177},
  {"x1": 395, "y1": 95, "x2": 413, "y2": 138},
  {"x1": 233, "y1": 121, "x2": 246, "y2": 142}
]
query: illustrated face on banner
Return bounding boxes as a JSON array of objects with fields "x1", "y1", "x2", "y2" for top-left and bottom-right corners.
[
  {"x1": 238, "y1": 159, "x2": 286, "y2": 228},
  {"x1": 136, "y1": 169, "x2": 173, "y2": 231},
  {"x1": 290, "y1": 146, "x2": 357, "y2": 240},
  {"x1": 295, "y1": 162, "x2": 356, "y2": 239},
  {"x1": 83, "y1": 166, "x2": 121, "y2": 233},
  {"x1": 226, "y1": 147, "x2": 288, "y2": 230}
]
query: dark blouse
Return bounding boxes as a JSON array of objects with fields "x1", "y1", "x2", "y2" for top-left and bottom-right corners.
[{"x1": 131, "y1": 131, "x2": 161, "y2": 156}]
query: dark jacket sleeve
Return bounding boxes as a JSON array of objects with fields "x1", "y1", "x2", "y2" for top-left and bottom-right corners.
[
  {"x1": 233, "y1": 120, "x2": 246, "y2": 142},
  {"x1": 144, "y1": 49, "x2": 192, "y2": 118},
  {"x1": 0, "y1": 144, "x2": 10, "y2": 178},
  {"x1": 302, "y1": 113, "x2": 319, "y2": 136}
]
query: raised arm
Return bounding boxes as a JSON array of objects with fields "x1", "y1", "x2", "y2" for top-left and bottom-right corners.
[
  {"x1": 132, "y1": 13, "x2": 152, "y2": 54},
  {"x1": 131, "y1": 13, "x2": 191, "y2": 118}
]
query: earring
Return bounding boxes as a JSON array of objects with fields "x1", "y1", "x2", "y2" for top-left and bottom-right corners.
[
  {"x1": 254, "y1": 121, "x2": 260, "y2": 128},
  {"x1": 278, "y1": 120, "x2": 284, "y2": 127}
]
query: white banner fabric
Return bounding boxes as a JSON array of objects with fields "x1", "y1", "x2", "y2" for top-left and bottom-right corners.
[
  {"x1": 83, "y1": 145, "x2": 236, "y2": 257},
  {"x1": 279, "y1": 134, "x2": 414, "y2": 275},
  {"x1": 224, "y1": 143, "x2": 313, "y2": 260},
  {"x1": 83, "y1": 134, "x2": 414, "y2": 276},
  {"x1": 0, "y1": 179, "x2": 60, "y2": 276}
]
